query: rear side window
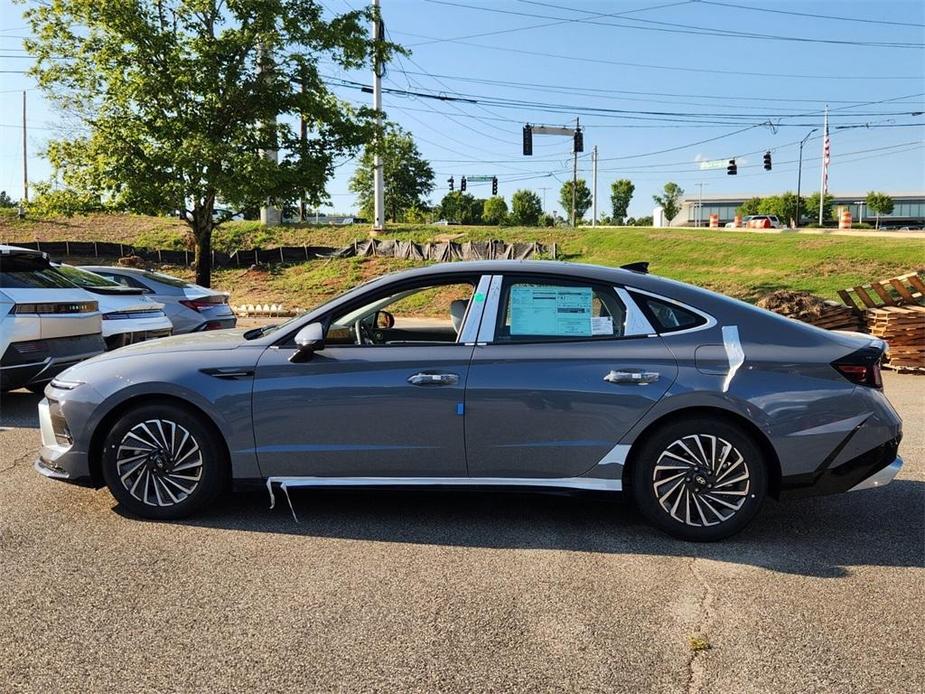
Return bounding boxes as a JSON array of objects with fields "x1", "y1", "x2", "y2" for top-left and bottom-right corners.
[
  {"x1": 632, "y1": 293, "x2": 706, "y2": 333},
  {"x1": 495, "y1": 278, "x2": 627, "y2": 342},
  {"x1": 141, "y1": 271, "x2": 191, "y2": 288},
  {"x1": 0, "y1": 255, "x2": 77, "y2": 289}
]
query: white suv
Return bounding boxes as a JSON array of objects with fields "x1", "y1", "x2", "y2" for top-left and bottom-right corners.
[{"x1": 0, "y1": 246, "x2": 105, "y2": 393}]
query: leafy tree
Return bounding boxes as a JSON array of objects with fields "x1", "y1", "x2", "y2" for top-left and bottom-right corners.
[
  {"x1": 737, "y1": 197, "x2": 762, "y2": 217},
  {"x1": 510, "y1": 189, "x2": 543, "y2": 226},
  {"x1": 482, "y1": 196, "x2": 508, "y2": 225},
  {"x1": 609, "y1": 179, "x2": 634, "y2": 225},
  {"x1": 0, "y1": 191, "x2": 16, "y2": 208},
  {"x1": 27, "y1": 181, "x2": 107, "y2": 217},
  {"x1": 865, "y1": 191, "x2": 895, "y2": 228},
  {"x1": 652, "y1": 182, "x2": 684, "y2": 225},
  {"x1": 757, "y1": 192, "x2": 803, "y2": 227},
  {"x1": 632, "y1": 216, "x2": 653, "y2": 226},
  {"x1": 23, "y1": 0, "x2": 397, "y2": 286},
  {"x1": 349, "y1": 124, "x2": 433, "y2": 223},
  {"x1": 559, "y1": 179, "x2": 592, "y2": 223},
  {"x1": 438, "y1": 191, "x2": 481, "y2": 225},
  {"x1": 805, "y1": 193, "x2": 835, "y2": 224}
]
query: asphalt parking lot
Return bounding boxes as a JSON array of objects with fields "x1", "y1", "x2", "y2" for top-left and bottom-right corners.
[{"x1": 1, "y1": 373, "x2": 923, "y2": 693}]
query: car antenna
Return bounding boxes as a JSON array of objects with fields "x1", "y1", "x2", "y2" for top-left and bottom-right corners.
[{"x1": 620, "y1": 261, "x2": 649, "y2": 274}]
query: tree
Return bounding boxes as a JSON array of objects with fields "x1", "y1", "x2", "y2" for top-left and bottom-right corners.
[
  {"x1": 737, "y1": 197, "x2": 762, "y2": 217},
  {"x1": 0, "y1": 191, "x2": 16, "y2": 208},
  {"x1": 632, "y1": 216, "x2": 654, "y2": 226},
  {"x1": 652, "y1": 182, "x2": 684, "y2": 225},
  {"x1": 757, "y1": 192, "x2": 803, "y2": 227},
  {"x1": 510, "y1": 189, "x2": 543, "y2": 226},
  {"x1": 437, "y1": 191, "x2": 481, "y2": 225},
  {"x1": 27, "y1": 181, "x2": 106, "y2": 217},
  {"x1": 482, "y1": 196, "x2": 508, "y2": 225},
  {"x1": 805, "y1": 193, "x2": 835, "y2": 225},
  {"x1": 609, "y1": 179, "x2": 634, "y2": 225},
  {"x1": 24, "y1": 0, "x2": 397, "y2": 286},
  {"x1": 559, "y1": 179, "x2": 592, "y2": 223},
  {"x1": 865, "y1": 191, "x2": 895, "y2": 228},
  {"x1": 349, "y1": 124, "x2": 434, "y2": 223}
]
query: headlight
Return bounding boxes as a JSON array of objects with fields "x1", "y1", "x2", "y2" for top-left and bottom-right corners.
[{"x1": 49, "y1": 378, "x2": 85, "y2": 390}]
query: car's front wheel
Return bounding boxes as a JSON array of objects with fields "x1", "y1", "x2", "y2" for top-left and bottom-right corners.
[
  {"x1": 630, "y1": 417, "x2": 767, "y2": 541},
  {"x1": 101, "y1": 402, "x2": 226, "y2": 520}
]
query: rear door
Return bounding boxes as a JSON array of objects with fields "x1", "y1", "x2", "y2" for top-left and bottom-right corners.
[{"x1": 464, "y1": 274, "x2": 678, "y2": 478}]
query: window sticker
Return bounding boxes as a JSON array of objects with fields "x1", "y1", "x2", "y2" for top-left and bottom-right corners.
[
  {"x1": 591, "y1": 316, "x2": 613, "y2": 335},
  {"x1": 510, "y1": 285, "x2": 593, "y2": 336}
]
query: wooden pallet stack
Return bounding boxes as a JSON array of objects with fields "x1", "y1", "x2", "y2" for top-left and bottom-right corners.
[
  {"x1": 837, "y1": 272, "x2": 925, "y2": 370},
  {"x1": 804, "y1": 303, "x2": 866, "y2": 332}
]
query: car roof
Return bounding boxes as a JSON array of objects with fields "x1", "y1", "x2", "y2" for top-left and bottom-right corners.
[
  {"x1": 0, "y1": 244, "x2": 48, "y2": 259},
  {"x1": 80, "y1": 265, "x2": 145, "y2": 274}
]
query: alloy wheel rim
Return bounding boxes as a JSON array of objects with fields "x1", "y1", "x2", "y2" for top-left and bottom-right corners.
[
  {"x1": 652, "y1": 434, "x2": 750, "y2": 527},
  {"x1": 116, "y1": 419, "x2": 203, "y2": 507}
]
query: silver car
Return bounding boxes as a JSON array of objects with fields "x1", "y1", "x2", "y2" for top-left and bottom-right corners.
[
  {"x1": 34, "y1": 261, "x2": 902, "y2": 541},
  {"x1": 81, "y1": 266, "x2": 236, "y2": 334}
]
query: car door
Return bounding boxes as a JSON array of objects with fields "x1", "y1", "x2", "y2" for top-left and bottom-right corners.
[
  {"x1": 251, "y1": 274, "x2": 489, "y2": 479},
  {"x1": 464, "y1": 274, "x2": 678, "y2": 479}
]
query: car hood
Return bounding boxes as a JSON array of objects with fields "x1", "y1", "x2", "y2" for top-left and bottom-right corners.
[{"x1": 107, "y1": 328, "x2": 249, "y2": 354}]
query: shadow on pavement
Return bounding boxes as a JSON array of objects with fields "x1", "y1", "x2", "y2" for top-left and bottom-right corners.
[
  {"x1": 0, "y1": 390, "x2": 42, "y2": 429},
  {"x1": 159, "y1": 477, "x2": 924, "y2": 579}
]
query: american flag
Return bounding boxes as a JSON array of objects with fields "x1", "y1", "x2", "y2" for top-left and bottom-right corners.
[{"x1": 821, "y1": 111, "x2": 830, "y2": 195}]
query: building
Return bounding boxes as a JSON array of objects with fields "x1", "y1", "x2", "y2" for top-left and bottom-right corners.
[{"x1": 673, "y1": 192, "x2": 925, "y2": 227}]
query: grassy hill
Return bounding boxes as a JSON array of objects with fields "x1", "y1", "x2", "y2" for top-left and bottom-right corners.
[{"x1": 2, "y1": 210, "x2": 922, "y2": 310}]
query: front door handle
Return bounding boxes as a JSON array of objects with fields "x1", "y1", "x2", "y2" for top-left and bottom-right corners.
[
  {"x1": 604, "y1": 370, "x2": 660, "y2": 385},
  {"x1": 408, "y1": 372, "x2": 460, "y2": 386}
]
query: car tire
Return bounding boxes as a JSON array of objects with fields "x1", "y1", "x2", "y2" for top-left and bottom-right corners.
[
  {"x1": 101, "y1": 402, "x2": 227, "y2": 520},
  {"x1": 630, "y1": 417, "x2": 767, "y2": 541}
]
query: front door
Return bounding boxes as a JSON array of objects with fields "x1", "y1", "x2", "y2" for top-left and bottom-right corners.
[
  {"x1": 464, "y1": 274, "x2": 678, "y2": 478},
  {"x1": 251, "y1": 276, "x2": 485, "y2": 478}
]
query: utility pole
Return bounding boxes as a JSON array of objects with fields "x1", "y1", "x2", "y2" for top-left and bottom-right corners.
[
  {"x1": 591, "y1": 145, "x2": 598, "y2": 227},
  {"x1": 371, "y1": 0, "x2": 385, "y2": 234},
  {"x1": 795, "y1": 128, "x2": 817, "y2": 228},
  {"x1": 258, "y1": 42, "x2": 280, "y2": 227},
  {"x1": 571, "y1": 117, "x2": 579, "y2": 227},
  {"x1": 299, "y1": 73, "x2": 307, "y2": 223},
  {"x1": 696, "y1": 182, "x2": 704, "y2": 227},
  {"x1": 19, "y1": 91, "x2": 27, "y2": 219},
  {"x1": 538, "y1": 187, "x2": 548, "y2": 211},
  {"x1": 818, "y1": 105, "x2": 828, "y2": 226}
]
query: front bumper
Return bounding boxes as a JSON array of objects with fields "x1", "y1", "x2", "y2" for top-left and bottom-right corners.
[{"x1": 34, "y1": 397, "x2": 95, "y2": 486}]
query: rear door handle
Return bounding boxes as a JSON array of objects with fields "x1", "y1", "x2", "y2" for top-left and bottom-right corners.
[
  {"x1": 604, "y1": 370, "x2": 660, "y2": 385},
  {"x1": 408, "y1": 372, "x2": 460, "y2": 386}
]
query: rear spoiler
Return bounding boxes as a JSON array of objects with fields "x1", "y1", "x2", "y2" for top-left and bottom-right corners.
[{"x1": 620, "y1": 261, "x2": 649, "y2": 274}]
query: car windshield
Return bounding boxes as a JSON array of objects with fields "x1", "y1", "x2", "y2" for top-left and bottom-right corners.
[
  {"x1": 0, "y1": 254, "x2": 78, "y2": 289},
  {"x1": 56, "y1": 264, "x2": 122, "y2": 288}
]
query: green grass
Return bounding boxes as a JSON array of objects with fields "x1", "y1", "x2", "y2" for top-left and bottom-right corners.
[{"x1": 2, "y1": 213, "x2": 922, "y2": 307}]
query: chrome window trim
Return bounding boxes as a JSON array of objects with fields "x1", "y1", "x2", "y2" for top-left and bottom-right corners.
[
  {"x1": 475, "y1": 274, "x2": 504, "y2": 345},
  {"x1": 626, "y1": 286, "x2": 718, "y2": 336},
  {"x1": 458, "y1": 274, "x2": 493, "y2": 345}
]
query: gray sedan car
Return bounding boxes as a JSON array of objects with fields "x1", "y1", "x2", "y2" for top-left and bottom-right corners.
[
  {"x1": 81, "y1": 266, "x2": 236, "y2": 334},
  {"x1": 35, "y1": 261, "x2": 902, "y2": 541}
]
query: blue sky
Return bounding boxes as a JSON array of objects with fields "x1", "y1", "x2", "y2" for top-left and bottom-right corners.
[{"x1": 1, "y1": 0, "x2": 923, "y2": 218}]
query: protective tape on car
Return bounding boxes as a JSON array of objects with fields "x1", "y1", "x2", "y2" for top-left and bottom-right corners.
[
  {"x1": 267, "y1": 479, "x2": 300, "y2": 522},
  {"x1": 722, "y1": 325, "x2": 745, "y2": 393},
  {"x1": 595, "y1": 443, "x2": 631, "y2": 467}
]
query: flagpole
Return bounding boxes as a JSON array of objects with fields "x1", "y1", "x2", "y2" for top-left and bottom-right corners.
[{"x1": 819, "y1": 105, "x2": 828, "y2": 226}]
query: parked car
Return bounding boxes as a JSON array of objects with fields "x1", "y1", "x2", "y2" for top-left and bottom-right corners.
[
  {"x1": 743, "y1": 215, "x2": 785, "y2": 229},
  {"x1": 53, "y1": 264, "x2": 173, "y2": 350},
  {"x1": 80, "y1": 266, "x2": 235, "y2": 334},
  {"x1": 1, "y1": 245, "x2": 105, "y2": 393},
  {"x1": 35, "y1": 261, "x2": 902, "y2": 541}
]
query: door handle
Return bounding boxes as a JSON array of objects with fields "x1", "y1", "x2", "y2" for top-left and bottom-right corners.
[
  {"x1": 604, "y1": 370, "x2": 660, "y2": 385},
  {"x1": 408, "y1": 372, "x2": 460, "y2": 386}
]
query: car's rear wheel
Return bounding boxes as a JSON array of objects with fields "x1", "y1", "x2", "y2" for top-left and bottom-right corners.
[
  {"x1": 630, "y1": 417, "x2": 767, "y2": 541},
  {"x1": 101, "y1": 403, "x2": 226, "y2": 520}
]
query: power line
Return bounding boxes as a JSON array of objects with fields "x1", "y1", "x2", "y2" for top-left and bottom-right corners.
[{"x1": 694, "y1": 0, "x2": 925, "y2": 28}]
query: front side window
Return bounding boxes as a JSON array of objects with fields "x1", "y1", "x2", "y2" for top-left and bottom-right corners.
[
  {"x1": 495, "y1": 278, "x2": 627, "y2": 342},
  {"x1": 326, "y1": 278, "x2": 478, "y2": 346}
]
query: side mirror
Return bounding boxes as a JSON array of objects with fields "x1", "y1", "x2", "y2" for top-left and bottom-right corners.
[{"x1": 289, "y1": 322, "x2": 325, "y2": 363}]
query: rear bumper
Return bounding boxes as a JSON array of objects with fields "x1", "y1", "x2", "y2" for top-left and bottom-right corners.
[
  {"x1": 849, "y1": 456, "x2": 902, "y2": 492},
  {"x1": 1, "y1": 334, "x2": 105, "y2": 391},
  {"x1": 781, "y1": 436, "x2": 902, "y2": 498}
]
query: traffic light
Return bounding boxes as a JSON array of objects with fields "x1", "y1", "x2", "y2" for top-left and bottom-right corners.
[
  {"x1": 727, "y1": 159, "x2": 737, "y2": 176},
  {"x1": 522, "y1": 124, "x2": 533, "y2": 156},
  {"x1": 460, "y1": 176, "x2": 467, "y2": 192},
  {"x1": 491, "y1": 176, "x2": 498, "y2": 195},
  {"x1": 573, "y1": 127, "x2": 584, "y2": 153},
  {"x1": 763, "y1": 151, "x2": 772, "y2": 171},
  {"x1": 447, "y1": 176, "x2": 454, "y2": 191}
]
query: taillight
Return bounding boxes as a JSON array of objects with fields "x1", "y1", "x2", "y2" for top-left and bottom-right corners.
[
  {"x1": 179, "y1": 297, "x2": 223, "y2": 312},
  {"x1": 12, "y1": 301, "x2": 97, "y2": 314},
  {"x1": 833, "y1": 361, "x2": 883, "y2": 389}
]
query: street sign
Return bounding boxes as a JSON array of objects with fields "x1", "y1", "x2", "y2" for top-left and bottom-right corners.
[
  {"x1": 699, "y1": 160, "x2": 726, "y2": 170},
  {"x1": 465, "y1": 175, "x2": 494, "y2": 182}
]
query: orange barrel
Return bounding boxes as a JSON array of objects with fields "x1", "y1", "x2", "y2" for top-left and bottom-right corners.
[
  {"x1": 839, "y1": 209, "x2": 852, "y2": 229},
  {"x1": 709, "y1": 214, "x2": 719, "y2": 228},
  {"x1": 734, "y1": 214, "x2": 742, "y2": 228}
]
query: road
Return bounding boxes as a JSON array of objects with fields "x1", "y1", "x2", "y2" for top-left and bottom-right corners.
[{"x1": 1, "y1": 373, "x2": 922, "y2": 693}]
